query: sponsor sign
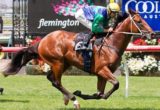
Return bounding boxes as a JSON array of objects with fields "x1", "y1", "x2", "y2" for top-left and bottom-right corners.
[
  {"x1": 122, "y1": 0, "x2": 160, "y2": 31},
  {"x1": 28, "y1": 0, "x2": 106, "y2": 35}
]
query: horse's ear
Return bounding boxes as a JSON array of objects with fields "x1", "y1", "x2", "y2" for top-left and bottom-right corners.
[
  {"x1": 128, "y1": 9, "x2": 136, "y2": 15},
  {"x1": 135, "y1": 10, "x2": 139, "y2": 14}
]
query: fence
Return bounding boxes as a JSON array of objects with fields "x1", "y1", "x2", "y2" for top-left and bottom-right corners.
[
  {"x1": 0, "y1": 47, "x2": 26, "y2": 52},
  {"x1": 124, "y1": 44, "x2": 160, "y2": 97}
]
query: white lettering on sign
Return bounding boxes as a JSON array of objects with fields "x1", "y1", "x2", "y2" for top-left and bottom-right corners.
[
  {"x1": 37, "y1": 18, "x2": 80, "y2": 29},
  {"x1": 125, "y1": 0, "x2": 160, "y2": 19}
]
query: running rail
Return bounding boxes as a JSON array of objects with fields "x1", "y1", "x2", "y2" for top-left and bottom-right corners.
[
  {"x1": 0, "y1": 47, "x2": 26, "y2": 52},
  {"x1": 0, "y1": 44, "x2": 160, "y2": 52},
  {"x1": 126, "y1": 44, "x2": 160, "y2": 52}
]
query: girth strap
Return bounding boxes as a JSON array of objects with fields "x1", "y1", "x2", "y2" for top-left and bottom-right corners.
[{"x1": 81, "y1": 50, "x2": 93, "y2": 73}]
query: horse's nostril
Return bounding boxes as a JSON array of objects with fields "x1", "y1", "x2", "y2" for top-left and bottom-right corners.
[
  {"x1": 149, "y1": 32, "x2": 156, "y2": 38},
  {"x1": 151, "y1": 32, "x2": 156, "y2": 35},
  {"x1": 143, "y1": 33, "x2": 152, "y2": 39}
]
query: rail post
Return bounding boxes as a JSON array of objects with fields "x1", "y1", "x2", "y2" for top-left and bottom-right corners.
[{"x1": 122, "y1": 54, "x2": 129, "y2": 98}]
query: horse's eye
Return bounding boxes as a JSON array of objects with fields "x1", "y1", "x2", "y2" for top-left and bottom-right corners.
[
  {"x1": 137, "y1": 20, "x2": 141, "y2": 23},
  {"x1": 136, "y1": 20, "x2": 143, "y2": 27}
]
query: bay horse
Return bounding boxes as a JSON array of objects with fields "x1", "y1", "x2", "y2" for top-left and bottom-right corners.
[{"x1": 2, "y1": 9, "x2": 153, "y2": 109}]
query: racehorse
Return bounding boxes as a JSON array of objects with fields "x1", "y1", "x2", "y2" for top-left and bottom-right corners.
[{"x1": 2, "y1": 9, "x2": 153, "y2": 109}]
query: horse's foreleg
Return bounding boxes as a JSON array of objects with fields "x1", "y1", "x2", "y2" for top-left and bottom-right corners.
[
  {"x1": 73, "y1": 76, "x2": 107, "y2": 100},
  {"x1": 96, "y1": 76, "x2": 107, "y2": 96},
  {"x1": 102, "y1": 79, "x2": 119, "y2": 99},
  {"x1": 73, "y1": 67, "x2": 118, "y2": 100},
  {"x1": 47, "y1": 63, "x2": 80, "y2": 109},
  {"x1": 98, "y1": 66, "x2": 119, "y2": 100}
]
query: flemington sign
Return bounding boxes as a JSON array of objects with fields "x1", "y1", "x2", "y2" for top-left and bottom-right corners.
[
  {"x1": 122, "y1": 0, "x2": 160, "y2": 31},
  {"x1": 28, "y1": 0, "x2": 106, "y2": 35},
  {"x1": 37, "y1": 18, "x2": 79, "y2": 29}
]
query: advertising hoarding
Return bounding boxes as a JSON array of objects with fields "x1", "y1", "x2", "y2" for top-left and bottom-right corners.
[
  {"x1": 28, "y1": 0, "x2": 106, "y2": 35},
  {"x1": 122, "y1": 0, "x2": 160, "y2": 31}
]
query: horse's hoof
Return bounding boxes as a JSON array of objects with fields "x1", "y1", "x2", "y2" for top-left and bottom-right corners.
[
  {"x1": 0, "y1": 88, "x2": 4, "y2": 95},
  {"x1": 73, "y1": 100, "x2": 80, "y2": 110},
  {"x1": 73, "y1": 90, "x2": 81, "y2": 96},
  {"x1": 101, "y1": 94, "x2": 108, "y2": 99},
  {"x1": 74, "y1": 103, "x2": 80, "y2": 110},
  {"x1": 92, "y1": 92, "x2": 104, "y2": 99},
  {"x1": 63, "y1": 95, "x2": 69, "y2": 105}
]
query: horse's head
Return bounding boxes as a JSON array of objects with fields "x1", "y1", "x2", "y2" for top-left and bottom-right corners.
[{"x1": 126, "y1": 9, "x2": 154, "y2": 38}]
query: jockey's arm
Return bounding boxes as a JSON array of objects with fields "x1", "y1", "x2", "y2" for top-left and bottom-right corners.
[
  {"x1": 103, "y1": 27, "x2": 113, "y2": 33},
  {"x1": 104, "y1": 13, "x2": 119, "y2": 33},
  {"x1": 92, "y1": 14, "x2": 105, "y2": 33}
]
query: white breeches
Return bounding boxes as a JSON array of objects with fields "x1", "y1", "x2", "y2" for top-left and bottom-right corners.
[{"x1": 75, "y1": 9, "x2": 92, "y2": 30}]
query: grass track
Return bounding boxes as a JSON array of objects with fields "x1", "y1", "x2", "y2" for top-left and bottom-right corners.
[{"x1": 0, "y1": 75, "x2": 160, "y2": 110}]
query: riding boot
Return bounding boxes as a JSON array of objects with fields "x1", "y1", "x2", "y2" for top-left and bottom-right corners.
[{"x1": 86, "y1": 32, "x2": 94, "y2": 47}]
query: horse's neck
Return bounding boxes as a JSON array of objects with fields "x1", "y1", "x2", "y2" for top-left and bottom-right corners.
[{"x1": 106, "y1": 19, "x2": 132, "y2": 55}]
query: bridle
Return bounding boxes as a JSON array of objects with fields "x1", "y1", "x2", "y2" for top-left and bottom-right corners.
[
  {"x1": 112, "y1": 14, "x2": 153, "y2": 38},
  {"x1": 98, "y1": 13, "x2": 153, "y2": 55}
]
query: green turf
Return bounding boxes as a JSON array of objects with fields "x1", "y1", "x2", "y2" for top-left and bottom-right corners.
[{"x1": 0, "y1": 75, "x2": 160, "y2": 110}]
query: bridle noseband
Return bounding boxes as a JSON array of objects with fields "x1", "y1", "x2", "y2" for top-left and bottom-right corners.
[{"x1": 113, "y1": 14, "x2": 152, "y2": 38}]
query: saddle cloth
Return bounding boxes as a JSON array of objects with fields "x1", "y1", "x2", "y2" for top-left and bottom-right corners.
[
  {"x1": 74, "y1": 32, "x2": 106, "y2": 51},
  {"x1": 74, "y1": 32, "x2": 106, "y2": 73}
]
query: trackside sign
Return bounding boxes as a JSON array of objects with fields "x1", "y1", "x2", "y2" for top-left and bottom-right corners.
[
  {"x1": 28, "y1": 0, "x2": 106, "y2": 35},
  {"x1": 122, "y1": 0, "x2": 160, "y2": 31}
]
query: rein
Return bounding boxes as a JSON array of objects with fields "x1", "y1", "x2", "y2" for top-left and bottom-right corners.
[
  {"x1": 112, "y1": 14, "x2": 144, "y2": 36},
  {"x1": 112, "y1": 31, "x2": 142, "y2": 35},
  {"x1": 112, "y1": 14, "x2": 153, "y2": 38}
]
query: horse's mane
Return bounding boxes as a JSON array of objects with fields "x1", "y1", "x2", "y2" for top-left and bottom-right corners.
[
  {"x1": 116, "y1": 12, "x2": 128, "y2": 24},
  {"x1": 112, "y1": 12, "x2": 128, "y2": 30}
]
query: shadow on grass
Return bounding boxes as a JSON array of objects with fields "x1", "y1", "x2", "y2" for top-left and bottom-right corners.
[
  {"x1": 58, "y1": 108, "x2": 159, "y2": 110},
  {"x1": 0, "y1": 99, "x2": 29, "y2": 103}
]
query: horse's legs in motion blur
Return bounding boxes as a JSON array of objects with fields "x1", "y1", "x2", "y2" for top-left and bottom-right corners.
[
  {"x1": 73, "y1": 67, "x2": 118, "y2": 100},
  {"x1": 73, "y1": 74, "x2": 108, "y2": 100},
  {"x1": 46, "y1": 61, "x2": 80, "y2": 109},
  {"x1": 98, "y1": 67, "x2": 119, "y2": 99}
]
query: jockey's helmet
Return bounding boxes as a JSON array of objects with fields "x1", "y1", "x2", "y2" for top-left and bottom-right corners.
[{"x1": 107, "y1": 3, "x2": 120, "y2": 13}]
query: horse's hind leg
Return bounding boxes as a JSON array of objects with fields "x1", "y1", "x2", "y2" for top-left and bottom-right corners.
[{"x1": 46, "y1": 61, "x2": 80, "y2": 109}]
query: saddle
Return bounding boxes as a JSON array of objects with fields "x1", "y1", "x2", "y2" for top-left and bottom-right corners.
[
  {"x1": 74, "y1": 32, "x2": 106, "y2": 51},
  {"x1": 74, "y1": 32, "x2": 107, "y2": 73}
]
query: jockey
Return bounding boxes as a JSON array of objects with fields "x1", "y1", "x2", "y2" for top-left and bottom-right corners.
[{"x1": 75, "y1": 3, "x2": 120, "y2": 46}]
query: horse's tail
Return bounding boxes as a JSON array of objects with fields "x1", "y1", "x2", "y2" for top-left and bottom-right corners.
[{"x1": 2, "y1": 43, "x2": 39, "y2": 76}]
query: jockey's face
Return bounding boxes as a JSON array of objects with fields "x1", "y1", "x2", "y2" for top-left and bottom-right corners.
[{"x1": 110, "y1": 11, "x2": 117, "y2": 17}]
